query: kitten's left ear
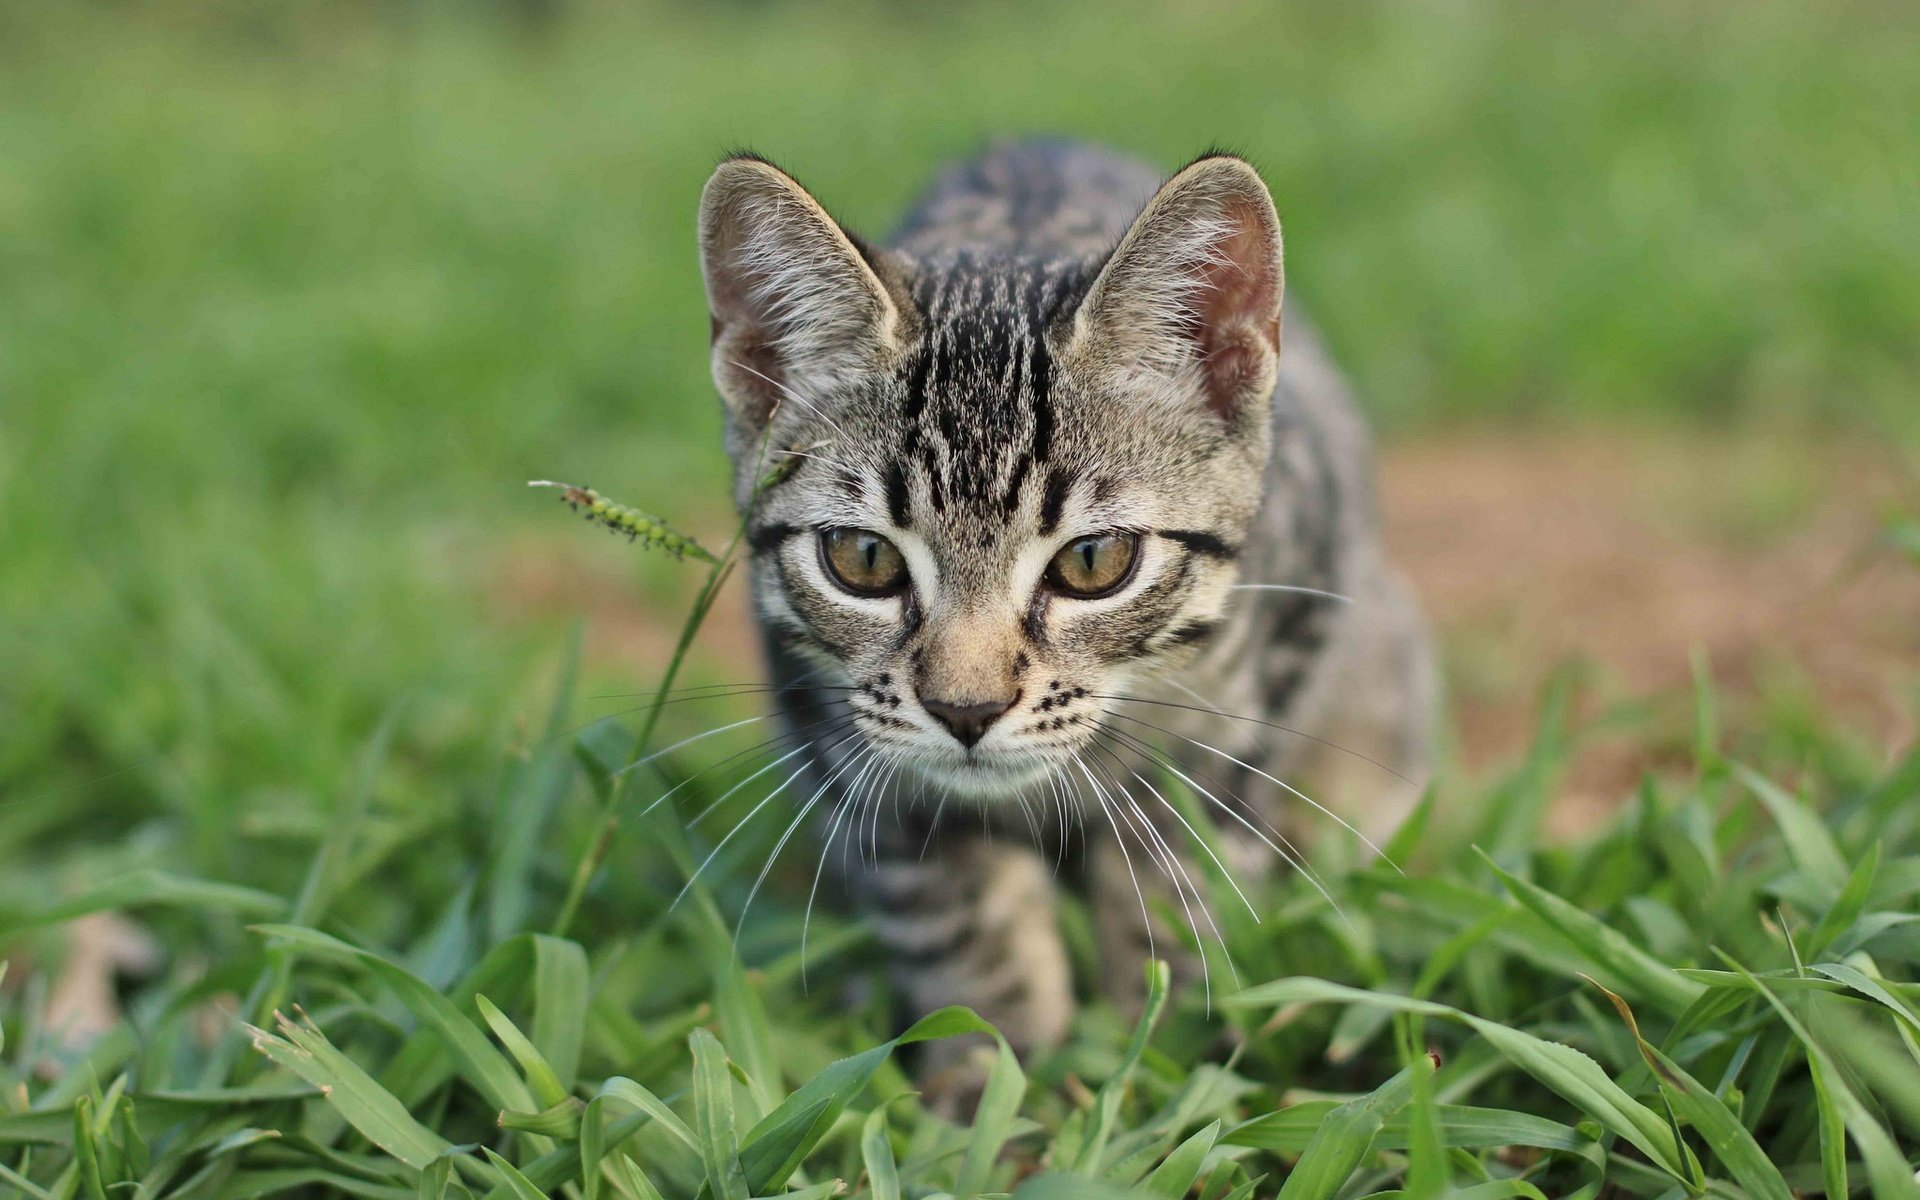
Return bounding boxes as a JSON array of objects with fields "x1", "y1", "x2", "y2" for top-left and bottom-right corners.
[{"x1": 1063, "y1": 154, "x2": 1283, "y2": 423}]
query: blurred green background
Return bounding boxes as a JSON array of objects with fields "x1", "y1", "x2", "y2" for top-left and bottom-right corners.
[{"x1": 3, "y1": 0, "x2": 1917, "y2": 912}]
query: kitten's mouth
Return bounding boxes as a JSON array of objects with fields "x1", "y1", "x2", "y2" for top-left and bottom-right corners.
[{"x1": 902, "y1": 750, "x2": 1055, "y2": 801}]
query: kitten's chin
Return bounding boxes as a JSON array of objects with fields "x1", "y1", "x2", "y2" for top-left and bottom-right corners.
[{"x1": 905, "y1": 754, "x2": 1055, "y2": 803}]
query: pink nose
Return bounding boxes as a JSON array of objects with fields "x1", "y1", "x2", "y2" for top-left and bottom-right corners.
[{"x1": 920, "y1": 693, "x2": 1018, "y2": 748}]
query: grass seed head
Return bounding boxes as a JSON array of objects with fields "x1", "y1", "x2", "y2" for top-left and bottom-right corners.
[{"x1": 529, "y1": 481, "x2": 718, "y2": 563}]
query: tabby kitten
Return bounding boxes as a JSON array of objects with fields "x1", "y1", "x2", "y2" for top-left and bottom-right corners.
[{"x1": 696, "y1": 141, "x2": 1434, "y2": 1065}]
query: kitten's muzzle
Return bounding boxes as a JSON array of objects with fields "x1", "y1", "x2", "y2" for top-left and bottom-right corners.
[{"x1": 920, "y1": 692, "x2": 1020, "y2": 749}]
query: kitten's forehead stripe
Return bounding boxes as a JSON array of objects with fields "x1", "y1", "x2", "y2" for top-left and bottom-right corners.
[{"x1": 900, "y1": 254, "x2": 1090, "y2": 525}]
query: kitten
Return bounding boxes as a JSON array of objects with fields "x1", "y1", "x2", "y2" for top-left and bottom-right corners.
[{"x1": 696, "y1": 140, "x2": 1435, "y2": 1066}]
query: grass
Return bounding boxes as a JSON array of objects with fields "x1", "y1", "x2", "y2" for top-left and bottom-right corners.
[
  {"x1": 3, "y1": 1, "x2": 1919, "y2": 1196},
  {"x1": 5, "y1": 473, "x2": 1920, "y2": 1198},
  {"x1": 3, "y1": 615, "x2": 1918, "y2": 1197}
]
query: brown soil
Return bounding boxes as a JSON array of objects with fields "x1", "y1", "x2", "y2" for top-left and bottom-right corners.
[
  {"x1": 494, "y1": 427, "x2": 1919, "y2": 836},
  {"x1": 1381, "y1": 426, "x2": 1918, "y2": 833}
]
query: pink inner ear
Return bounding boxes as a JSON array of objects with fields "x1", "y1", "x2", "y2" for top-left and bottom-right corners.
[{"x1": 1190, "y1": 196, "x2": 1282, "y2": 421}]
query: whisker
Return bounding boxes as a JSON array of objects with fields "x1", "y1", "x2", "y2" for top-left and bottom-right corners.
[
  {"x1": 917, "y1": 790, "x2": 951, "y2": 862},
  {"x1": 632, "y1": 712, "x2": 849, "y2": 820},
  {"x1": 685, "y1": 723, "x2": 863, "y2": 830},
  {"x1": 1085, "y1": 749, "x2": 1217, "y2": 1009},
  {"x1": 608, "y1": 714, "x2": 769, "y2": 780},
  {"x1": 805, "y1": 749, "x2": 886, "y2": 984},
  {"x1": 1013, "y1": 790, "x2": 1042, "y2": 847},
  {"x1": 1228, "y1": 583, "x2": 1353, "y2": 604},
  {"x1": 586, "y1": 680, "x2": 853, "y2": 704},
  {"x1": 1104, "y1": 710, "x2": 1402, "y2": 871},
  {"x1": 1089, "y1": 739, "x2": 1248, "y2": 994},
  {"x1": 676, "y1": 738, "x2": 821, "y2": 827},
  {"x1": 1099, "y1": 723, "x2": 1351, "y2": 930},
  {"x1": 1071, "y1": 757, "x2": 1156, "y2": 968},
  {"x1": 735, "y1": 738, "x2": 874, "y2": 946},
  {"x1": 669, "y1": 746, "x2": 825, "y2": 911},
  {"x1": 1089, "y1": 736, "x2": 1259, "y2": 922},
  {"x1": 727, "y1": 358, "x2": 857, "y2": 445},
  {"x1": 839, "y1": 747, "x2": 890, "y2": 878},
  {"x1": 1093, "y1": 692, "x2": 1414, "y2": 786},
  {"x1": 867, "y1": 755, "x2": 906, "y2": 868}
]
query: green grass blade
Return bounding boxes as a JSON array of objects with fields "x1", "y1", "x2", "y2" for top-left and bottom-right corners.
[
  {"x1": 490, "y1": 629, "x2": 581, "y2": 942},
  {"x1": 1479, "y1": 852, "x2": 1703, "y2": 1014},
  {"x1": 1224, "y1": 1102, "x2": 1591, "y2": 1156},
  {"x1": 956, "y1": 1037, "x2": 1027, "y2": 1200},
  {"x1": 246, "y1": 1012, "x2": 452, "y2": 1169},
  {"x1": 1730, "y1": 763, "x2": 1849, "y2": 898},
  {"x1": 1428, "y1": 1182, "x2": 1549, "y2": 1200},
  {"x1": 1403, "y1": 1045, "x2": 1445, "y2": 1200},
  {"x1": 1275, "y1": 1062, "x2": 1421, "y2": 1200},
  {"x1": 0, "y1": 870, "x2": 284, "y2": 935},
  {"x1": 1226, "y1": 979, "x2": 1694, "y2": 1182},
  {"x1": 606, "y1": 1152, "x2": 669, "y2": 1200},
  {"x1": 1809, "y1": 962, "x2": 1920, "y2": 1046},
  {"x1": 861, "y1": 1107, "x2": 901, "y2": 1200},
  {"x1": 1723, "y1": 957, "x2": 1920, "y2": 1200},
  {"x1": 1012, "y1": 1174, "x2": 1151, "y2": 1200},
  {"x1": 1073, "y1": 960, "x2": 1171, "y2": 1174},
  {"x1": 475, "y1": 995, "x2": 569, "y2": 1110},
  {"x1": 694, "y1": 897, "x2": 781, "y2": 1120},
  {"x1": 1590, "y1": 981, "x2": 1790, "y2": 1200},
  {"x1": 1803, "y1": 843, "x2": 1880, "y2": 961},
  {"x1": 774, "y1": 1179, "x2": 850, "y2": 1200},
  {"x1": 734, "y1": 1007, "x2": 997, "y2": 1194},
  {"x1": 1142, "y1": 1119, "x2": 1219, "y2": 1200},
  {"x1": 417, "y1": 1150, "x2": 458, "y2": 1200},
  {"x1": 72, "y1": 1095, "x2": 108, "y2": 1200},
  {"x1": 480, "y1": 1148, "x2": 548, "y2": 1200},
  {"x1": 594, "y1": 1079, "x2": 700, "y2": 1161},
  {"x1": 1808, "y1": 1051, "x2": 1851, "y2": 1200},
  {"x1": 529, "y1": 936, "x2": 590, "y2": 1093},
  {"x1": 691, "y1": 1028, "x2": 749, "y2": 1200},
  {"x1": 253, "y1": 924, "x2": 535, "y2": 1114}
]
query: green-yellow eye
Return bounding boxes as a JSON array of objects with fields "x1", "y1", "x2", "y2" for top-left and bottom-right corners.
[
  {"x1": 1046, "y1": 532, "x2": 1138, "y2": 598},
  {"x1": 819, "y1": 528, "x2": 909, "y2": 596}
]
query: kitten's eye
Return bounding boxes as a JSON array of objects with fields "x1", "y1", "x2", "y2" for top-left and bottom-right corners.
[
  {"x1": 819, "y1": 528, "x2": 909, "y2": 596},
  {"x1": 1045, "y1": 532, "x2": 1138, "y2": 598}
]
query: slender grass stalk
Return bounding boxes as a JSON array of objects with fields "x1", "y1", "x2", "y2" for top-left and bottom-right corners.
[{"x1": 541, "y1": 434, "x2": 786, "y2": 938}]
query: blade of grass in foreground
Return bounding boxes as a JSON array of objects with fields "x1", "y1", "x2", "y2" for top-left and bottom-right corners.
[
  {"x1": 1588, "y1": 980, "x2": 1793, "y2": 1200},
  {"x1": 251, "y1": 924, "x2": 536, "y2": 1115},
  {"x1": 1143, "y1": 1119, "x2": 1221, "y2": 1200},
  {"x1": 246, "y1": 1012, "x2": 452, "y2": 1171},
  {"x1": 861, "y1": 1106, "x2": 902, "y2": 1200},
  {"x1": 1226, "y1": 978, "x2": 1698, "y2": 1184},
  {"x1": 691, "y1": 1028, "x2": 750, "y2": 1200},
  {"x1": 1479, "y1": 850, "x2": 1704, "y2": 1015},
  {"x1": 1274, "y1": 1058, "x2": 1426, "y2": 1200},
  {"x1": 1720, "y1": 957, "x2": 1920, "y2": 1200},
  {"x1": 956, "y1": 1036, "x2": 1028, "y2": 1200}
]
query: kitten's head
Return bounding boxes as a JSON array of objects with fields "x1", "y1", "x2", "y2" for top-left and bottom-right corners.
[{"x1": 698, "y1": 152, "x2": 1283, "y2": 799}]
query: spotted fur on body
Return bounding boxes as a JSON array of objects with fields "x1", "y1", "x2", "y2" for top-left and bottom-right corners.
[{"x1": 696, "y1": 140, "x2": 1435, "y2": 1073}]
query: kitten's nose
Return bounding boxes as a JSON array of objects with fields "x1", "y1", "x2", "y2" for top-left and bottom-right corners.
[{"x1": 920, "y1": 693, "x2": 1019, "y2": 749}]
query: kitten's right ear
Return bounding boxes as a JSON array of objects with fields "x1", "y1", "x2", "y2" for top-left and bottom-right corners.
[{"x1": 698, "y1": 157, "x2": 905, "y2": 434}]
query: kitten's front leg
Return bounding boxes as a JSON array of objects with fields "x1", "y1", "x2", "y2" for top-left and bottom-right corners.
[{"x1": 860, "y1": 833, "x2": 1074, "y2": 1096}]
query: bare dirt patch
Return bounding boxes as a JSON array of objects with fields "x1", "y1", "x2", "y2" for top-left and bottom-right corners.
[{"x1": 1382, "y1": 426, "x2": 1918, "y2": 832}]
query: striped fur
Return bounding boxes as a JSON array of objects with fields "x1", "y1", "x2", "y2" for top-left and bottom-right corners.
[{"x1": 697, "y1": 141, "x2": 1435, "y2": 1071}]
